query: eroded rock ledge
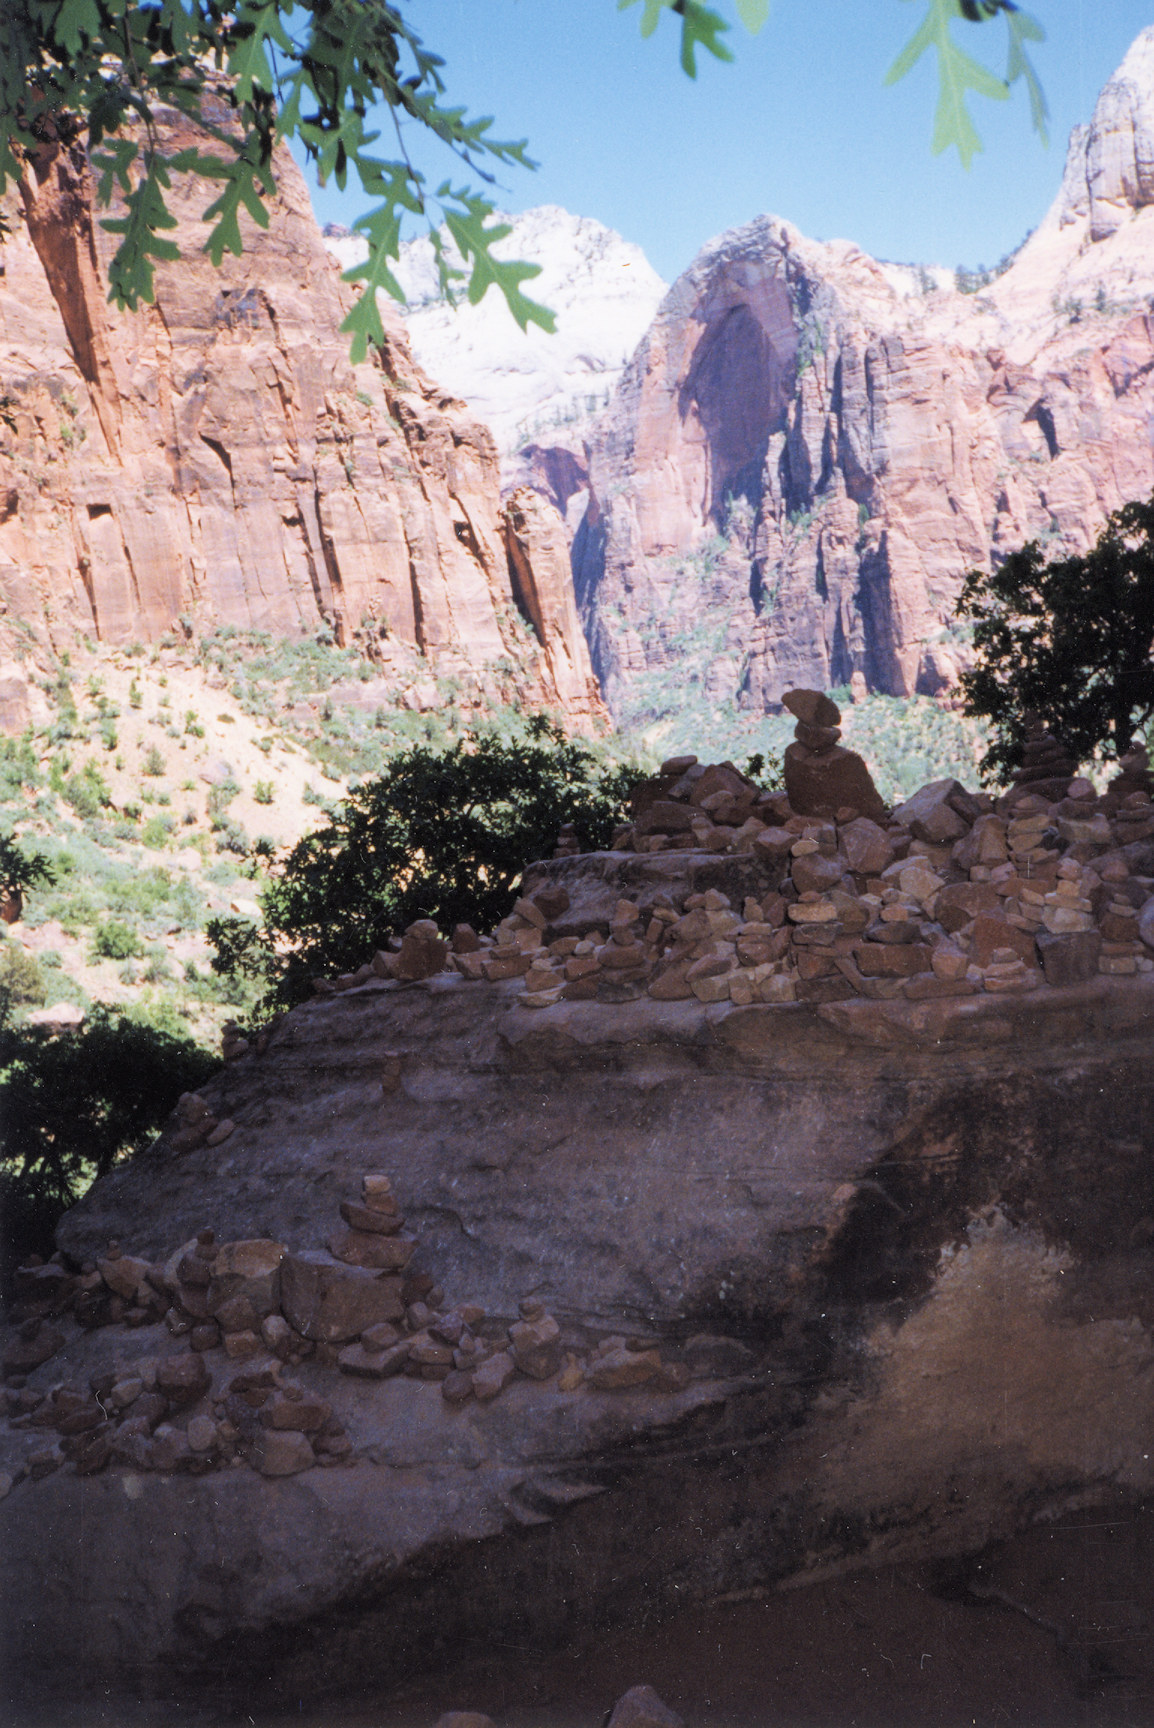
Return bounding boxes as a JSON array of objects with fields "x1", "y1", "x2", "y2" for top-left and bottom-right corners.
[{"x1": 3, "y1": 907, "x2": 1154, "y2": 1716}]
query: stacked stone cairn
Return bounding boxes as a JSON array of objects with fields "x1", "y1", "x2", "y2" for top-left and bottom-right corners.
[
  {"x1": 313, "y1": 690, "x2": 1154, "y2": 1008},
  {"x1": 1, "y1": 1171, "x2": 705, "y2": 1496}
]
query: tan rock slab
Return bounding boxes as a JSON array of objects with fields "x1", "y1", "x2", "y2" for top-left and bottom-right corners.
[
  {"x1": 606, "y1": 1684, "x2": 685, "y2": 1728},
  {"x1": 510, "y1": 1314, "x2": 563, "y2": 1379},
  {"x1": 280, "y1": 1251, "x2": 404, "y2": 1342},
  {"x1": 587, "y1": 1346, "x2": 663, "y2": 1391},
  {"x1": 337, "y1": 1340, "x2": 412, "y2": 1379},
  {"x1": 206, "y1": 1239, "x2": 286, "y2": 1328},
  {"x1": 854, "y1": 942, "x2": 933, "y2": 977},
  {"x1": 327, "y1": 1228, "x2": 417, "y2": 1271},
  {"x1": 261, "y1": 1391, "x2": 330, "y2": 1432},
  {"x1": 339, "y1": 1200, "x2": 403, "y2": 1236},
  {"x1": 252, "y1": 1428, "x2": 315, "y2": 1477},
  {"x1": 97, "y1": 1254, "x2": 151, "y2": 1302},
  {"x1": 970, "y1": 914, "x2": 1037, "y2": 969}
]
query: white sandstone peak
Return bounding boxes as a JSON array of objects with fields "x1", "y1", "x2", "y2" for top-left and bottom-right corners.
[{"x1": 324, "y1": 206, "x2": 666, "y2": 462}]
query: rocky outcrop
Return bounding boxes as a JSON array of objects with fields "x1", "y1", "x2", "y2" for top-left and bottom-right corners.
[
  {"x1": 3, "y1": 791, "x2": 1154, "y2": 1714},
  {"x1": 574, "y1": 28, "x2": 1154, "y2": 722},
  {"x1": 0, "y1": 113, "x2": 604, "y2": 726},
  {"x1": 502, "y1": 485, "x2": 603, "y2": 717}
]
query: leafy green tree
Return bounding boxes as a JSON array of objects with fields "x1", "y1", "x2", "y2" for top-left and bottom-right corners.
[
  {"x1": 209, "y1": 719, "x2": 637, "y2": 1007},
  {"x1": 0, "y1": 998, "x2": 217, "y2": 1287},
  {"x1": 957, "y1": 494, "x2": 1154, "y2": 781},
  {"x1": 0, "y1": 833, "x2": 54, "y2": 903},
  {"x1": 1, "y1": 0, "x2": 1045, "y2": 359}
]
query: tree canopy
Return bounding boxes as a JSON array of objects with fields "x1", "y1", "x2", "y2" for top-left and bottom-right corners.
[
  {"x1": 1, "y1": 1, "x2": 1046, "y2": 357},
  {"x1": 0, "y1": 999, "x2": 217, "y2": 1286},
  {"x1": 957, "y1": 494, "x2": 1154, "y2": 781},
  {"x1": 208, "y1": 719, "x2": 637, "y2": 1008}
]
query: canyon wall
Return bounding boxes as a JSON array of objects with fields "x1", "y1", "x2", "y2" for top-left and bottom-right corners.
[
  {"x1": 0, "y1": 105, "x2": 603, "y2": 725},
  {"x1": 573, "y1": 29, "x2": 1154, "y2": 723}
]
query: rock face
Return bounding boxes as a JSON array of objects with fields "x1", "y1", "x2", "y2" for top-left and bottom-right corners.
[
  {"x1": 327, "y1": 206, "x2": 667, "y2": 478},
  {"x1": 575, "y1": 27, "x2": 1154, "y2": 722},
  {"x1": 4, "y1": 831, "x2": 1154, "y2": 1715},
  {"x1": 0, "y1": 112, "x2": 603, "y2": 725}
]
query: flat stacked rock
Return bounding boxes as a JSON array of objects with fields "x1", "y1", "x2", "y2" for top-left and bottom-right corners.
[
  {"x1": 304, "y1": 729, "x2": 1154, "y2": 1013},
  {"x1": 1004, "y1": 713, "x2": 1077, "y2": 807}
]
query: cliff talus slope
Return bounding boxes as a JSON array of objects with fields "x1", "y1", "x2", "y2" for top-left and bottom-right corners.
[
  {"x1": 0, "y1": 112, "x2": 602, "y2": 723},
  {"x1": 576, "y1": 28, "x2": 1154, "y2": 724}
]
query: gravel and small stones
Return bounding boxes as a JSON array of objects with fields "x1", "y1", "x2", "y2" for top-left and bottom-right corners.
[{"x1": 2, "y1": 1170, "x2": 717, "y2": 1495}]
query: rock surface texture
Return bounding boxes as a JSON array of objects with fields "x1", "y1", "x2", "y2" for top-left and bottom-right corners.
[
  {"x1": 575, "y1": 28, "x2": 1154, "y2": 720},
  {"x1": 3, "y1": 750, "x2": 1154, "y2": 1717},
  {"x1": 0, "y1": 112, "x2": 603, "y2": 725}
]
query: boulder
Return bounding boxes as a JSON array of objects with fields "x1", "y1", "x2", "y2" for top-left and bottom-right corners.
[
  {"x1": 783, "y1": 741, "x2": 887, "y2": 823},
  {"x1": 279, "y1": 1252, "x2": 405, "y2": 1342},
  {"x1": 206, "y1": 1240, "x2": 286, "y2": 1331},
  {"x1": 892, "y1": 779, "x2": 981, "y2": 844},
  {"x1": 1036, "y1": 930, "x2": 1103, "y2": 987},
  {"x1": 606, "y1": 1685, "x2": 685, "y2": 1728},
  {"x1": 251, "y1": 1429, "x2": 315, "y2": 1477},
  {"x1": 154, "y1": 1352, "x2": 210, "y2": 1409}
]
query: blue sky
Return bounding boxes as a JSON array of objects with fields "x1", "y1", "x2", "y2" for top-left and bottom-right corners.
[{"x1": 293, "y1": 1, "x2": 1154, "y2": 285}]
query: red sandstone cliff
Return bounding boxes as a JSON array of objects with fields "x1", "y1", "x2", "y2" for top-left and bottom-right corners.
[
  {"x1": 0, "y1": 106, "x2": 603, "y2": 727},
  {"x1": 573, "y1": 30, "x2": 1154, "y2": 721}
]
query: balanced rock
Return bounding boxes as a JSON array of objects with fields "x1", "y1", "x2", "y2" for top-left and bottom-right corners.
[
  {"x1": 781, "y1": 690, "x2": 887, "y2": 822},
  {"x1": 1006, "y1": 714, "x2": 1077, "y2": 804}
]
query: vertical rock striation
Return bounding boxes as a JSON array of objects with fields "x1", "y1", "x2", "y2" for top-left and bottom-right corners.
[
  {"x1": 0, "y1": 106, "x2": 604, "y2": 726},
  {"x1": 575, "y1": 28, "x2": 1154, "y2": 724}
]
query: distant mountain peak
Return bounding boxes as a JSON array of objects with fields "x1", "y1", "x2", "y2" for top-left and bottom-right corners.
[{"x1": 323, "y1": 206, "x2": 667, "y2": 462}]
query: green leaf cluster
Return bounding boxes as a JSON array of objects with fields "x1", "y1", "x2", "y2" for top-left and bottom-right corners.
[
  {"x1": 0, "y1": 998, "x2": 216, "y2": 1290},
  {"x1": 886, "y1": 0, "x2": 1047, "y2": 167},
  {"x1": 210, "y1": 718, "x2": 639, "y2": 1007},
  {"x1": 0, "y1": 833, "x2": 54, "y2": 899},
  {"x1": 957, "y1": 494, "x2": 1154, "y2": 780},
  {"x1": 1, "y1": 0, "x2": 554, "y2": 343}
]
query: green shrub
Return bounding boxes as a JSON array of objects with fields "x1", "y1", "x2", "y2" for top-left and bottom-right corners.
[
  {"x1": 141, "y1": 815, "x2": 175, "y2": 848},
  {"x1": 0, "y1": 735, "x2": 42, "y2": 799},
  {"x1": 211, "y1": 718, "x2": 637, "y2": 1007},
  {"x1": 62, "y1": 761, "x2": 111, "y2": 819},
  {"x1": 0, "y1": 945, "x2": 47, "y2": 1006},
  {"x1": 90, "y1": 918, "x2": 142, "y2": 961},
  {"x1": 141, "y1": 944, "x2": 174, "y2": 983},
  {"x1": 142, "y1": 743, "x2": 165, "y2": 776},
  {"x1": 0, "y1": 1001, "x2": 216, "y2": 1290},
  {"x1": 206, "y1": 778, "x2": 240, "y2": 827},
  {"x1": 253, "y1": 779, "x2": 274, "y2": 805}
]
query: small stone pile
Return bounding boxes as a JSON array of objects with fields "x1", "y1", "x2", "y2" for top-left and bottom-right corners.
[
  {"x1": 1008, "y1": 713, "x2": 1079, "y2": 803},
  {"x1": 2, "y1": 1172, "x2": 713, "y2": 1494},
  {"x1": 315, "y1": 736, "x2": 1154, "y2": 1009}
]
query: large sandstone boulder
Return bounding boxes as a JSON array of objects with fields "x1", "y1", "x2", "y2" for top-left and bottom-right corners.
[{"x1": 4, "y1": 944, "x2": 1154, "y2": 1719}]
